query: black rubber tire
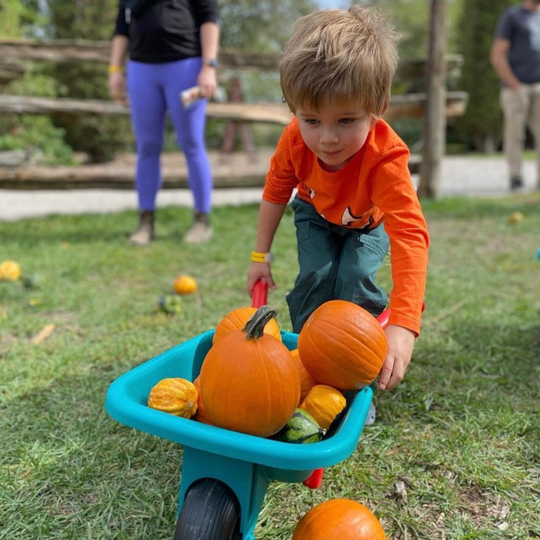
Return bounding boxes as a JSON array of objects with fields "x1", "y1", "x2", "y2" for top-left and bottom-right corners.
[{"x1": 174, "y1": 479, "x2": 241, "y2": 540}]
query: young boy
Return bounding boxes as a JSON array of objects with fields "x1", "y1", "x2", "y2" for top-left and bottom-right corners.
[{"x1": 247, "y1": 6, "x2": 429, "y2": 392}]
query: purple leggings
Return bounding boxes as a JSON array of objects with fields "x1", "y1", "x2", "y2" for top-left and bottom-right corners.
[{"x1": 127, "y1": 57, "x2": 212, "y2": 213}]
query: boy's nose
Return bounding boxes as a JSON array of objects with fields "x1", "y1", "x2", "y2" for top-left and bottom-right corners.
[
  {"x1": 320, "y1": 128, "x2": 339, "y2": 145},
  {"x1": 320, "y1": 126, "x2": 339, "y2": 145}
]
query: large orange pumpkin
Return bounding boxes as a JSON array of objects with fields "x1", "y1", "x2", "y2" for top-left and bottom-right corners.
[
  {"x1": 292, "y1": 499, "x2": 386, "y2": 540},
  {"x1": 213, "y1": 306, "x2": 281, "y2": 344},
  {"x1": 290, "y1": 349, "x2": 317, "y2": 404},
  {"x1": 192, "y1": 376, "x2": 214, "y2": 425},
  {"x1": 200, "y1": 306, "x2": 300, "y2": 437},
  {"x1": 298, "y1": 300, "x2": 387, "y2": 390}
]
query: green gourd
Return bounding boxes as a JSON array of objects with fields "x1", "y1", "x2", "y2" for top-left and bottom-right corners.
[
  {"x1": 274, "y1": 409, "x2": 326, "y2": 444},
  {"x1": 158, "y1": 294, "x2": 183, "y2": 315}
]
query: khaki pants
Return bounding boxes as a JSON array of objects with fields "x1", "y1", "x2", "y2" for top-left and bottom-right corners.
[{"x1": 501, "y1": 84, "x2": 540, "y2": 187}]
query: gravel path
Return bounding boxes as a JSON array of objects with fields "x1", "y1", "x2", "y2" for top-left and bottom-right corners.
[{"x1": 0, "y1": 155, "x2": 537, "y2": 222}]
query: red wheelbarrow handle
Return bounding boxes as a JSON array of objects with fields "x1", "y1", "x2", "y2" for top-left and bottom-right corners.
[{"x1": 251, "y1": 280, "x2": 269, "y2": 309}]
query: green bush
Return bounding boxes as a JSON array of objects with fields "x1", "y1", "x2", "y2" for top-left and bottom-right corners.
[
  {"x1": 46, "y1": 0, "x2": 134, "y2": 163},
  {"x1": 0, "y1": 116, "x2": 75, "y2": 165},
  {"x1": 0, "y1": 64, "x2": 75, "y2": 165}
]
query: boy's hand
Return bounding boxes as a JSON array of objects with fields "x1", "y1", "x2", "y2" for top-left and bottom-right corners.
[
  {"x1": 247, "y1": 262, "x2": 276, "y2": 297},
  {"x1": 378, "y1": 325, "x2": 416, "y2": 391}
]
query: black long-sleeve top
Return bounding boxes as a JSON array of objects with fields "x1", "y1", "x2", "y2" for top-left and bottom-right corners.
[{"x1": 114, "y1": 0, "x2": 218, "y2": 63}]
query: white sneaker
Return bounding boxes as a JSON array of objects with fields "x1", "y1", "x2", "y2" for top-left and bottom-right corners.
[
  {"x1": 129, "y1": 210, "x2": 154, "y2": 246},
  {"x1": 183, "y1": 221, "x2": 213, "y2": 244},
  {"x1": 364, "y1": 402, "x2": 376, "y2": 426}
]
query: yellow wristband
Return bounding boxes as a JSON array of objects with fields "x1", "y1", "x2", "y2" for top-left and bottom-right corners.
[
  {"x1": 251, "y1": 251, "x2": 273, "y2": 263},
  {"x1": 108, "y1": 65, "x2": 124, "y2": 74}
]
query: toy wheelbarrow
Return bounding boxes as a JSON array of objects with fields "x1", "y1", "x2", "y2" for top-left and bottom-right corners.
[{"x1": 105, "y1": 281, "x2": 390, "y2": 539}]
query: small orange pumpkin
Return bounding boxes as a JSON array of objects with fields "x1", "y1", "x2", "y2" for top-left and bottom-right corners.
[
  {"x1": 192, "y1": 376, "x2": 214, "y2": 425},
  {"x1": 298, "y1": 300, "x2": 387, "y2": 390},
  {"x1": 213, "y1": 306, "x2": 281, "y2": 344},
  {"x1": 290, "y1": 349, "x2": 317, "y2": 404},
  {"x1": 174, "y1": 275, "x2": 197, "y2": 295},
  {"x1": 0, "y1": 260, "x2": 21, "y2": 281},
  {"x1": 200, "y1": 306, "x2": 300, "y2": 437},
  {"x1": 148, "y1": 378, "x2": 198, "y2": 418},
  {"x1": 300, "y1": 384, "x2": 346, "y2": 430},
  {"x1": 292, "y1": 499, "x2": 386, "y2": 540}
]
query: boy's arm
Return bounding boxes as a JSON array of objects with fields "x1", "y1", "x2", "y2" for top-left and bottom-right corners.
[
  {"x1": 370, "y1": 146, "x2": 429, "y2": 336},
  {"x1": 247, "y1": 201, "x2": 288, "y2": 295},
  {"x1": 370, "y1": 146, "x2": 429, "y2": 390},
  {"x1": 247, "y1": 123, "x2": 298, "y2": 296}
]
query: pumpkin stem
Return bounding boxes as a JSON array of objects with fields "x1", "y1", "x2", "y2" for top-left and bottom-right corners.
[{"x1": 243, "y1": 305, "x2": 278, "y2": 340}]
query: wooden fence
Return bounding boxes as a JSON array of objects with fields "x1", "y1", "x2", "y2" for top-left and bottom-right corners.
[{"x1": 0, "y1": 39, "x2": 468, "y2": 189}]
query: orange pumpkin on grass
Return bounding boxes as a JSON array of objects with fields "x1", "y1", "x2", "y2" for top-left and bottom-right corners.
[
  {"x1": 298, "y1": 300, "x2": 387, "y2": 390},
  {"x1": 292, "y1": 499, "x2": 386, "y2": 540},
  {"x1": 213, "y1": 306, "x2": 281, "y2": 344},
  {"x1": 173, "y1": 275, "x2": 197, "y2": 295},
  {"x1": 200, "y1": 306, "x2": 300, "y2": 437}
]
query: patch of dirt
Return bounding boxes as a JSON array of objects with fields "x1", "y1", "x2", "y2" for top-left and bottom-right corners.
[{"x1": 458, "y1": 486, "x2": 511, "y2": 525}]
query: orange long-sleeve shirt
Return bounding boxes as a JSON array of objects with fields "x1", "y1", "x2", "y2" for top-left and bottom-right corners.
[{"x1": 263, "y1": 117, "x2": 429, "y2": 335}]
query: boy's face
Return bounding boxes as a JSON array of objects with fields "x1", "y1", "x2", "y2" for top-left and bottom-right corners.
[{"x1": 296, "y1": 103, "x2": 373, "y2": 172}]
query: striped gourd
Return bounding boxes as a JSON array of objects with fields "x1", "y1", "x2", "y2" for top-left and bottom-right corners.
[{"x1": 274, "y1": 409, "x2": 326, "y2": 444}]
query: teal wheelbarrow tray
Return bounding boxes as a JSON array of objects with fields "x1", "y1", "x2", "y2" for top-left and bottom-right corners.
[{"x1": 105, "y1": 282, "x2": 380, "y2": 539}]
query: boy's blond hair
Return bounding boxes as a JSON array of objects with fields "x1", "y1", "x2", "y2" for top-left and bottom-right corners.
[{"x1": 280, "y1": 5, "x2": 399, "y2": 116}]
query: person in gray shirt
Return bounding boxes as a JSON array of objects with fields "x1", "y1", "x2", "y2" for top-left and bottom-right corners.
[{"x1": 491, "y1": 0, "x2": 540, "y2": 191}]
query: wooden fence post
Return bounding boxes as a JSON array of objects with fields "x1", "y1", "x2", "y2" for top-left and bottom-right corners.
[
  {"x1": 418, "y1": 0, "x2": 447, "y2": 199},
  {"x1": 220, "y1": 77, "x2": 257, "y2": 162}
]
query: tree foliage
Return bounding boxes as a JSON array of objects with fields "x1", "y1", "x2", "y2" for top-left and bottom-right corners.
[
  {"x1": 368, "y1": 0, "x2": 464, "y2": 59},
  {"x1": 45, "y1": 0, "x2": 133, "y2": 162},
  {"x1": 219, "y1": 0, "x2": 316, "y2": 52},
  {"x1": 0, "y1": 0, "x2": 43, "y2": 38},
  {"x1": 455, "y1": 0, "x2": 513, "y2": 151}
]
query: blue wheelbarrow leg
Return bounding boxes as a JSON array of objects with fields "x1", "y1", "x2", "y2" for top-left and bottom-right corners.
[{"x1": 178, "y1": 447, "x2": 272, "y2": 539}]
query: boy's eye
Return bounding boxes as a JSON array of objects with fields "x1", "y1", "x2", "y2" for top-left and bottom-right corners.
[
  {"x1": 304, "y1": 119, "x2": 319, "y2": 125},
  {"x1": 339, "y1": 118, "x2": 355, "y2": 124}
]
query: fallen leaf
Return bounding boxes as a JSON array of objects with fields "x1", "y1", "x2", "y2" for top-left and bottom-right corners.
[
  {"x1": 498, "y1": 503, "x2": 510, "y2": 520},
  {"x1": 32, "y1": 324, "x2": 56, "y2": 344},
  {"x1": 394, "y1": 480, "x2": 408, "y2": 503}
]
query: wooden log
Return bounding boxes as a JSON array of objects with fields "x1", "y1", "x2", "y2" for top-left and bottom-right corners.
[
  {"x1": 0, "y1": 39, "x2": 281, "y2": 71},
  {"x1": 0, "y1": 61, "x2": 26, "y2": 86},
  {"x1": 395, "y1": 54, "x2": 462, "y2": 84},
  {"x1": 0, "y1": 151, "x2": 421, "y2": 190},
  {"x1": 0, "y1": 39, "x2": 463, "y2": 81},
  {"x1": 0, "y1": 92, "x2": 468, "y2": 123}
]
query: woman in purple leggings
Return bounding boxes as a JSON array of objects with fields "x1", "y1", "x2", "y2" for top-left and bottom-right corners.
[{"x1": 108, "y1": 0, "x2": 219, "y2": 245}]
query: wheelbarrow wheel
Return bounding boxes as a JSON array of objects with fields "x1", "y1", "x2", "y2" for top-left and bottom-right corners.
[{"x1": 174, "y1": 479, "x2": 241, "y2": 540}]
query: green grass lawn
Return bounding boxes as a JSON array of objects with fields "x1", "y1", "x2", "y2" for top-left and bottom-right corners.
[{"x1": 1, "y1": 193, "x2": 539, "y2": 539}]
